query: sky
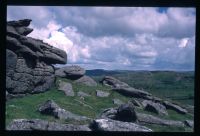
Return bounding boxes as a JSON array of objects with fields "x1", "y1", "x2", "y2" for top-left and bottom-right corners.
[{"x1": 7, "y1": 6, "x2": 196, "y2": 71}]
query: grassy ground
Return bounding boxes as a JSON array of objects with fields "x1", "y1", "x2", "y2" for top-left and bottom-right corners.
[
  {"x1": 6, "y1": 77, "x2": 130, "y2": 126},
  {"x1": 6, "y1": 72, "x2": 194, "y2": 132},
  {"x1": 90, "y1": 71, "x2": 194, "y2": 105}
]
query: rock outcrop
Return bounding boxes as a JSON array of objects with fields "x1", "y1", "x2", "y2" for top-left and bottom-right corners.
[
  {"x1": 55, "y1": 65, "x2": 85, "y2": 79},
  {"x1": 90, "y1": 119, "x2": 152, "y2": 132},
  {"x1": 163, "y1": 101, "x2": 188, "y2": 114},
  {"x1": 101, "y1": 76, "x2": 152, "y2": 99},
  {"x1": 137, "y1": 113, "x2": 185, "y2": 127},
  {"x1": 7, "y1": 119, "x2": 91, "y2": 131},
  {"x1": 55, "y1": 65, "x2": 97, "y2": 86},
  {"x1": 6, "y1": 19, "x2": 67, "y2": 99},
  {"x1": 38, "y1": 100, "x2": 90, "y2": 121},
  {"x1": 100, "y1": 76, "x2": 129, "y2": 88},
  {"x1": 116, "y1": 103, "x2": 137, "y2": 122},
  {"x1": 99, "y1": 103, "x2": 137, "y2": 122},
  {"x1": 142, "y1": 100, "x2": 168, "y2": 116}
]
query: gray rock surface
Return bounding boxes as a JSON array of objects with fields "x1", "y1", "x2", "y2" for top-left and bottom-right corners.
[
  {"x1": 58, "y1": 81, "x2": 74, "y2": 96},
  {"x1": 113, "y1": 87, "x2": 152, "y2": 99},
  {"x1": 7, "y1": 119, "x2": 91, "y2": 131},
  {"x1": 74, "y1": 76, "x2": 97, "y2": 86},
  {"x1": 38, "y1": 100, "x2": 90, "y2": 121},
  {"x1": 99, "y1": 107, "x2": 118, "y2": 119},
  {"x1": 130, "y1": 99, "x2": 143, "y2": 108},
  {"x1": 116, "y1": 103, "x2": 137, "y2": 122},
  {"x1": 113, "y1": 99, "x2": 124, "y2": 105},
  {"x1": 55, "y1": 65, "x2": 85, "y2": 80},
  {"x1": 77, "y1": 91, "x2": 91, "y2": 97},
  {"x1": 6, "y1": 19, "x2": 67, "y2": 99},
  {"x1": 100, "y1": 76, "x2": 129, "y2": 88},
  {"x1": 184, "y1": 120, "x2": 194, "y2": 128},
  {"x1": 96, "y1": 90, "x2": 110, "y2": 97},
  {"x1": 100, "y1": 76, "x2": 153, "y2": 99},
  {"x1": 90, "y1": 119, "x2": 152, "y2": 132},
  {"x1": 142, "y1": 100, "x2": 168, "y2": 116},
  {"x1": 137, "y1": 113, "x2": 185, "y2": 127},
  {"x1": 163, "y1": 101, "x2": 188, "y2": 114}
]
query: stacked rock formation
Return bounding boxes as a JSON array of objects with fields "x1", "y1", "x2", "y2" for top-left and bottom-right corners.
[
  {"x1": 6, "y1": 19, "x2": 67, "y2": 100},
  {"x1": 55, "y1": 65, "x2": 97, "y2": 86}
]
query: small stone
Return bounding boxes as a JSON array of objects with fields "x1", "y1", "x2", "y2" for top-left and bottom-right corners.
[
  {"x1": 112, "y1": 99, "x2": 124, "y2": 105},
  {"x1": 77, "y1": 91, "x2": 91, "y2": 97},
  {"x1": 58, "y1": 81, "x2": 74, "y2": 96},
  {"x1": 96, "y1": 90, "x2": 110, "y2": 97}
]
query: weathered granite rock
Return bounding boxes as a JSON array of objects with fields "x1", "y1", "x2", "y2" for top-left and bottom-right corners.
[
  {"x1": 112, "y1": 87, "x2": 152, "y2": 99},
  {"x1": 163, "y1": 101, "x2": 188, "y2": 114},
  {"x1": 38, "y1": 100, "x2": 90, "y2": 121},
  {"x1": 100, "y1": 76, "x2": 152, "y2": 99},
  {"x1": 100, "y1": 76, "x2": 129, "y2": 88},
  {"x1": 137, "y1": 113, "x2": 185, "y2": 127},
  {"x1": 116, "y1": 103, "x2": 137, "y2": 122},
  {"x1": 99, "y1": 103, "x2": 137, "y2": 122},
  {"x1": 55, "y1": 65, "x2": 85, "y2": 80},
  {"x1": 7, "y1": 119, "x2": 91, "y2": 131},
  {"x1": 99, "y1": 107, "x2": 118, "y2": 120},
  {"x1": 96, "y1": 90, "x2": 110, "y2": 97},
  {"x1": 142, "y1": 100, "x2": 168, "y2": 116},
  {"x1": 90, "y1": 119, "x2": 152, "y2": 132},
  {"x1": 130, "y1": 99, "x2": 143, "y2": 108},
  {"x1": 58, "y1": 81, "x2": 74, "y2": 96},
  {"x1": 74, "y1": 76, "x2": 97, "y2": 86},
  {"x1": 184, "y1": 120, "x2": 194, "y2": 128},
  {"x1": 112, "y1": 99, "x2": 124, "y2": 105},
  {"x1": 6, "y1": 19, "x2": 67, "y2": 99}
]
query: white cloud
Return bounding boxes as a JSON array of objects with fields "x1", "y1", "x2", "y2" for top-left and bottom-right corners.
[
  {"x1": 7, "y1": 6, "x2": 195, "y2": 70},
  {"x1": 179, "y1": 38, "x2": 189, "y2": 48}
]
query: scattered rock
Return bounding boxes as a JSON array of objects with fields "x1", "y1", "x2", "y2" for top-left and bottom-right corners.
[
  {"x1": 74, "y1": 76, "x2": 97, "y2": 86},
  {"x1": 100, "y1": 76, "x2": 129, "y2": 88},
  {"x1": 163, "y1": 101, "x2": 188, "y2": 114},
  {"x1": 7, "y1": 119, "x2": 91, "y2": 131},
  {"x1": 137, "y1": 113, "x2": 185, "y2": 127},
  {"x1": 55, "y1": 65, "x2": 85, "y2": 80},
  {"x1": 142, "y1": 100, "x2": 168, "y2": 116},
  {"x1": 184, "y1": 120, "x2": 194, "y2": 128},
  {"x1": 96, "y1": 90, "x2": 110, "y2": 97},
  {"x1": 112, "y1": 99, "x2": 124, "y2": 105},
  {"x1": 38, "y1": 100, "x2": 90, "y2": 121},
  {"x1": 77, "y1": 91, "x2": 91, "y2": 97},
  {"x1": 185, "y1": 105, "x2": 194, "y2": 114},
  {"x1": 112, "y1": 87, "x2": 152, "y2": 99},
  {"x1": 90, "y1": 119, "x2": 152, "y2": 132},
  {"x1": 130, "y1": 99, "x2": 143, "y2": 108},
  {"x1": 99, "y1": 107, "x2": 118, "y2": 119},
  {"x1": 6, "y1": 19, "x2": 67, "y2": 99},
  {"x1": 115, "y1": 103, "x2": 137, "y2": 122},
  {"x1": 58, "y1": 81, "x2": 74, "y2": 96}
]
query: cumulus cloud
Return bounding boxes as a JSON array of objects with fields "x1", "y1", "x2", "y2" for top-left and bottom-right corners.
[{"x1": 7, "y1": 6, "x2": 196, "y2": 70}]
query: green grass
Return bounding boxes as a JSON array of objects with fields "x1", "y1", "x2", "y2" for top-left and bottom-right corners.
[
  {"x1": 6, "y1": 77, "x2": 132, "y2": 126},
  {"x1": 91, "y1": 71, "x2": 194, "y2": 105},
  {"x1": 6, "y1": 73, "x2": 194, "y2": 132}
]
